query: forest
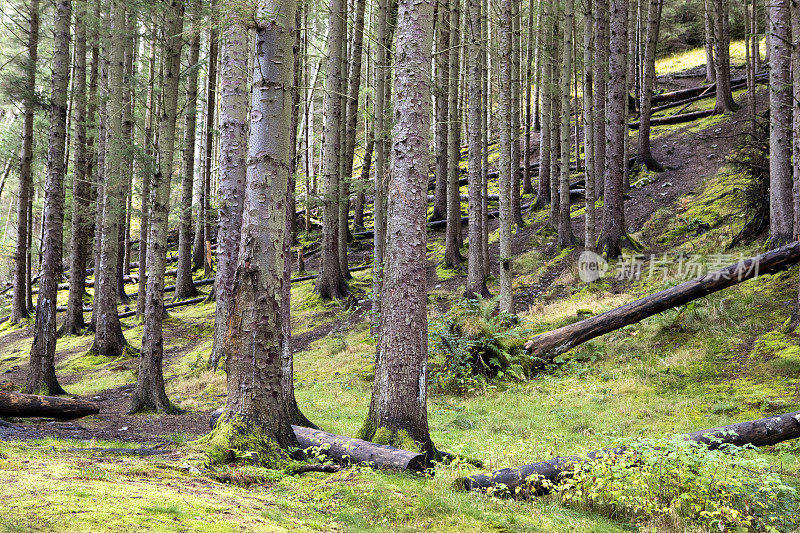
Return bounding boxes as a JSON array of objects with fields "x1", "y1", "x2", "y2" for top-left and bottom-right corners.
[{"x1": 0, "y1": 0, "x2": 799, "y2": 529}]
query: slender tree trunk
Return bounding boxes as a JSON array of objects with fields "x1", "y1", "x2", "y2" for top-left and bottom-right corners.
[
  {"x1": 116, "y1": 11, "x2": 135, "y2": 304},
  {"x1": 316, "y1": 0, "x2": 349, "y2": 299},
  {"x1": 466, "y1": 0, "x2": 488, "y2": 298},
  {"x1": 209, "y1": 16, "x2": 249, "y2": 371},
  {"x1": 536, "y1": 0, "x2": 552, "y2": 208},
  {"x1": 480, "y1": 0, "x2": 490, "y2": 274},
  {"x1": 636, "y1": 0, "x2": 664, "y2": 171},
  {"x1": 499, "y1": 0, "x2": 515, "y2": 314},
  {"x1": 129, "y1": 0, "x2": 185, "y2": 414},
  {"x1": 792, "y1": 0, "x2": 800, "y2": 325},
  {"x1": 593, "y1": 0, "x2": 608, "y2": 200},
  {"x1": 711, "y1": 0, "x2": 737, "y2": 113},
  {"x1": 548, "y1": 21, "x2": 562, "y2": 229},
  {"x1": 65, "y1": 0, "x2": 90, "y2": 335},
  {"x1": 746, "y1": 0, "x2": 757, "y2": 136},
  {"x1": 11, "y1": 0, "x2": 39, "y2": 324},
  {"x1": 444, "y1": 0, "x2": 463, "y2": 267},
  {"x1": 510, "y1": 0, "x2": 523, "y2": 228},
  {"x1": 768, "y1": 0, "x2": 793, "y2": 245},
  {"x1": 362, "y1": 0, "x2": 436, "y2": 457},
  {"x1": 137, "y1": 20, "x2": 157, "y2": 320},
  {"x1": 91, "y1": 1, "x2": 127, "y2": 356},
  {"x1": 532, "y1": 0, "x2": 543, "y2": 132},
  {"x1": 558, "y1": 0, "x2": 576, "y2": 248},
  {"x1": 175, "y1": 7, "x2": 202, "y2": 301},
  {"x1": 201, "y1": 9, "x2": 218, "y2": 281},
  {"x1": 523, "y1": 0, "x2": 536, "y2": 195},
  {"x1": 432, "y1": 0, "x2": 449, "y2": 222},
  {"x1": 599, "y1": 0, "x2": 628, "y2": 258},
  {"x1": 216, "y1": 0, "x2": 299, "y2": 454},
  {"x1": 703, "y1": 0, "x2": 716, "y2": 83},
  {"x1": 26, "y1": 0, "x2": 71, "y2": 396},
  {"x1": 583, "y1": 2, "x2": 596, "y2": 251}
]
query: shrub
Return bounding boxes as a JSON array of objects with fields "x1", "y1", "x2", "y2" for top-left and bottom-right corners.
[{"x1": 559, "y1": 435, "x2": 799, "y2": 532}]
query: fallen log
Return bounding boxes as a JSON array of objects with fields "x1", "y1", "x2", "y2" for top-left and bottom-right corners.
[
  {"x1": 208, "y1": 409, "x2": 426, "y2": 472},
  {"x1": 457, "y1": 409, "x2": 800, "y2": 496},
  {"x1": 525, "y1": 241, "x2": 800, "y2": 361},
  {"x1": 0, "y1": 391, "x2": 100, "y2": 419},
  {"x1": 650, "y1": 73, "x2": 765, "y2": 106},
  {"x1": 629, "y1": 108, "x2": 714, "y2": 130},
  {"x1": 117, "y1": 296, "x2": 208, "y2": 319}
]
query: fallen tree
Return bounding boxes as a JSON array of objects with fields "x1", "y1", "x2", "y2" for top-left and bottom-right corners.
[
  {"x1": 456, "y1": 409, "x2": 800, "y2": 496},
  {"x1": 629, "y1": 109, "x2": 714, "y2": 129},
  {"x1": 0, "y1": 391, "x2": 100, "y2": 419},
  {"x1": 524, "y1": 241, "x2": 800, "y2": 361}
]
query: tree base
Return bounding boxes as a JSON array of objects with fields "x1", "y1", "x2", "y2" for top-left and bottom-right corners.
[{"x1": 193, "y1": 414, "x2": 293, "y2": 469}]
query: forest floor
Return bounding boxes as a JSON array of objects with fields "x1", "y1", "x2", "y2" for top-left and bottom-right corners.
[{"x1": 1, "y1": 46, "x2": 799, "y2": 532}]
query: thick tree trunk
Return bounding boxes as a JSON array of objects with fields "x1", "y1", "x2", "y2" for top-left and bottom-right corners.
[
  {"x1": 91, "y1": 1, "x2": 128, "y2": 356},
  {"x1": 315, "y1": 0, "x2": 349, "y2": 300},
  {"x1": 174, "y1": 8, "x2": 202, "y2": 301},
  {"x1": 636, "y1": 0, "x2": 664, "y2": 171},
  {"x1": 129, "y1": 0, "x2": 184, "y2": 414},
  {"x1": 498, "y1": 0, "x2": 514, "y2": 314},
  {"x1": 465, "y1": 0, "x2": 488, "y2": 298},
  {"x1": 11, "y1": 0, "x2": 39, "y2": 324},
  {"x1": 363, "y1": 0, "x2": 436, "y2": 456},
  {"x1": 444, "y1": 0, "x2": 463, "y2": 268},
  {"x1": 768, "y1": 0, "x2": 793, "y2": 246},
  {"x1": 209, "y1": 20, "x2": 249, "y2": 371},
  {"x1": 593, "y1": 0, "x2": 609, "y2": 200},
  {"x1": 217, "y1": 0, "x2": 299, "y2": 453},
  {"x1": 548, "y1": 25, "x2": 562, "y2": 230},
  {"x1": 64, "y1": 0, "x2": 90, "y2": 335},
  {"x1": 432, "y1": 0, "x2": 449, "y2": 222},
  {"x1": 558, "y1": 0, "x2": 576, "y2": 248},
  {"x1": 598, "y1": 0, "x2": 628, "y2": 258},
  {"x1": 457, "y1": 409, "x2": 800, "y2": 495},
  {"x1": 26, "y1": 0, "x2": 71, "y2": 396},
  {"x1": 526, "y1": 241, "x2": 800, "y2": 360},
  {"x1": 0, "y1": 392, "x2": 99, "y2": 419}
]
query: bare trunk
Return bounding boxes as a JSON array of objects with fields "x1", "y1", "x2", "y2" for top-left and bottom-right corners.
[
  {"x1": 175, "y1": 9, "x2": 202, "y2": 301},
  {"x1": 498, "y1": 0, "x2": 515, "y2": 314},
  {"x1": 636, "y1": 0, "x2": 664, "y2": 171},
  {"x1": 558, "y1": 0, "x2": 576, "y2": 248},
  {"x1": 129, "y1": 0, "x2": 185, "y2": 414},
  {"x1": 711, "y1": 0, "x2": 737, "y2": 113},
  {"x1": 26, "y1": 0, "x2": 71, "y2": 396},
  {"x1": 583, "y1": 1, "x2": 596, "y2": 251},
  {"x1": 209, "y1": 19, "x2": 249, "y2": 371},
  {"x1": 703, "y1": 0, "x2": 716, "y2": 83},
  {"x1": 593, "y1": 0, "x2": 608, "y2": 200},
  {"x1": 536, "y1": 0, "x2": 552, "y2": 207},
  {"x1": 432, "y1": 0, "x2": 449, "y2": 222},
  {"x1": 510, "y1": 0, "x2": 523, "y2": 228},
  {"x1": 523, "y1": 0, "x2": 536, "y2": 195},
  {"x1": 444, "y1": 0, "x2": 464, "y2": 268},
  {"x1": 11, "y1": 0, "x2": 39, "y2": 324},
  {"x1": 480, "y1": 0, "x2": 490, "y2": 273},
  {"x1": 362, "y1": 0, "x2": 436, "y2": 456}
]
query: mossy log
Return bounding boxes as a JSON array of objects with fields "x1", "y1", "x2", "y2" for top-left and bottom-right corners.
[
  {"x1": 525, "y1": 241, "x2": 800, "y2": 361},
  {"x1": 650, "y1": 74, "x2": 756, "y2": 105},
  {"x1": 628, "y1": 109, "x2": 714, "y2": 130},
  {"x1": 456, "y1": 410, "x2": 800, "y2": 496},
  {"x1": 0, "y1": 391, "x2": 100, "y2": 419}
]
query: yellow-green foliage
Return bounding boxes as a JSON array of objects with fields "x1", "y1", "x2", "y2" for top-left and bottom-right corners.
[
  {"x1": 751, "y1": 329, "x2": 800, "y2": 373},
  {"x1": 191, "y1": 415, "x2": 291, "y2": 470}
]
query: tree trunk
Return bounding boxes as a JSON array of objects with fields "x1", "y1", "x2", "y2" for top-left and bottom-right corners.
[
  {"x1": 548, "y1": 22, "x2": 562, "y2": 230},
  {"x1": 362, "y1": 0, "x2": 436, "y2": 457},
  {"x1": 498, "y1": 0, "x2": 514, "y2": 314},
  {"x1": 598, "y1": 0, "x2": 628, "y2": 259},
  {"x1": 593, "y1": 0, "x2": 608, "y2": 200},
  {"x1": 174, "y1": 8, "x2": 202, "y2": 301},
  {"x1": 711, "y1": 0, "x2": 737, "y2": 113},
  {"x1": 558, "y1": 0, "x2": 576, "y2": 248},
  {"x1": 457, "y1": 409, "x2": 800, "y2": 495},
  {"x1": 432, "y1": 0, "x2": 449, "y2": 222},
  {"x1": 91, "y1": 1, "x2": 127, "y2": 356},
  {"x1": 465, "y1": 0, "x2": 488, "y2": 298},
  {"x1": 315, "y1": 0, "x2": 349, "y2": 300},
  {"x1": 215, "y1": 0, "x2": 299, "y2": 454},
  {"x1": 526, "y1": 241, "x2": 800, "y2": 360},
  {"x1": 11, "y1": 0, "x2": 39, "y2": 324},
  {"x1": 64, "y1": 0, "x2": 90, "y2": 335},
  {"x1": 703, "y1": 0, "x2": 716, "y2": 83},
  {"x1": 209, "y1": 18, "x2": 249, "y2": 372},
  {"x1": 444, "y1": 0, "x2": 464, "y2": 268},
  {"x1": 768, "y1": 0, "x2": 793, "y2": 246},
  {"x1": 480, "y1": 0, "x2": 490, "y2": 275},
  {"x1": 536, "y1": 0, "x2": 552, "y2": 207},
  {"x1": 129, "y1": 1, "x2": 184, "y2": 414},
  {"x1": 636, "y1": 0, "x2": 664, "y2": 171},
  {"x1": 583, "y1": 1, "x2": 596, "y2": 251},
  {"x1": 26, "y1": 0, "x2": 71, "y2": 396},
  {"x1": 0, "y1": 392, "x2": 99, "y2": 419},
  {"x1": 523, "y1": 0, "x2": 536, "y2": 195},
  {"x1": 510, "y1": 0, "x2": 523, "y2": 228}
]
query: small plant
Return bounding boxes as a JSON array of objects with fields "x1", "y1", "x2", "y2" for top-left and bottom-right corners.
[
  {"x1": 559, "y1": 435, "x2": 799, "y2": 532},
  {"x1": 428, "y1": 297, "x2": 532, "y2": 394}
]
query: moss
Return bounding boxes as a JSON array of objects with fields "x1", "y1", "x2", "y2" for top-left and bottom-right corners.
[
  {"x1": 751, "y1": 329, "x2": 800, "y2": 373},
  {"x1": 190, "y1": 415, "x2": 293, "y2": 470},
  {"x1": 371, "y1": 427, "x2": 420, "y2": 453}
]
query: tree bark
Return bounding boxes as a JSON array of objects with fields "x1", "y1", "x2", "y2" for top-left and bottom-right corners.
[
  {"x1": 598, "y1": 0, "x2": 628, "y2": 259},
  {"x1": 498, "y1": 0, "x2": 514, "y2": 314},
  {"x1": 0, "y1": 392, "x2": 99, "y2": 419},
  {"x1": 593, "y1": 0, "x2": 608, "y2": 200},
  {"x1": 457, "y1": 409, "x2": 800, "y2": 495},
  {"x1": 444, "y1": 0, "x2": 464, "y2": 268},
  {"x1": 636, "y1": 0, "x2": 664, "y2": 171},
  {"x1": 64, "y1": 0, "x2": 90, "y2": 335},
  {"x1": 583, "y1": 1, "x2": 596, "y2": 251},
  {"x1": 558, "y1": 0, "x2": 576, "y2": 248},
  {"x1": 217, "y1": 0, "x2": 299, "y2": 452},
  {"x1": 768, "y1": 0, "x2": 793, "y2": 246},
  {"x1": 91, "y1": 0, "x2": 127, "y2": 356},
  {"x1": 703, "y1": 0, "x2": 716, "y2": 83},
  {"x1": 11, "y1": 0, "x2": 39, "y2": 324},
  {"x1": 26, "y1": 0, "x2": 71, "y2": 396},
  {"x1": 526, "y1": 241, "x2": 800, "y2": 360},
  {"x1": 174, "y1": 8, "x2": 202, "y2": 301},
  {"x1": 711, "y1": 0, "x2": 737, "y2": 113},
  {"x1": 536, "y1": 0, "x2": 552, "y2": 207},
  {"x1": 432, "y1": 0, "x2": 449, "y2": 222},
  {"x1": 363, "y1": 0, "x2": 436, "y2": 457},
  {"x1": 315, "y1": 0, "x2": 349, "y2": 299},
  {"x1": 510, "y1": 0, "x2": 523, "y2": 228},
  {"x1": 129, "y1": 0, "x2": 184, "y2": 414},
  {"x1": 523, "y1": 0, "x2": 536, "y2": 195}
]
